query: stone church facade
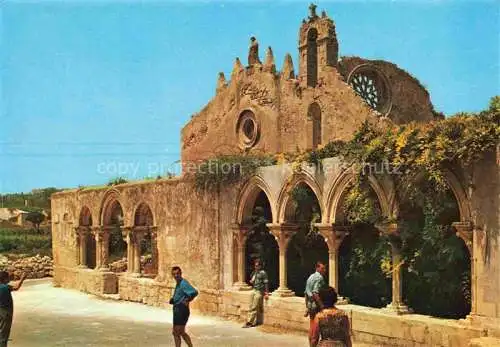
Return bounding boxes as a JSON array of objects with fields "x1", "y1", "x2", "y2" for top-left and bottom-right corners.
[{"x1": 51, "y1": 6, "x2": 499, "y2": 346}]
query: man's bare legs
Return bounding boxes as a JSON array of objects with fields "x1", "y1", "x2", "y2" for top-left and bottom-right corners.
[
  {"x1": 172, "y1": 325, "x2": 193, "y2": 347},
  {"x1": 308, "y1": 315, "x2": 316, "y2": 347}
]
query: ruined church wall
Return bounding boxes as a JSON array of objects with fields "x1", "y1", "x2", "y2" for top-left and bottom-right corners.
[
  {"x1": 181, "y1": 68, "x2": 281, "y2": 164},
  {"x1": 181, "y1": 64, "x2": 386, "y2": 162},
  {"x1": 338, "y1": 56, "x2": 438, "y2": 124},
  {"x1": 51, "y1": 178, "x2": 227, "y2": 293},
  {"x1": 278, "y1": 67, "x2": 380, "y2": 153},
  {"x1": 51, "y1": 192, "x2": 80, "y2": 269}
]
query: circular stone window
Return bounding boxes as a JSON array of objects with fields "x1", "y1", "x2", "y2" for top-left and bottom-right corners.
[
  {"x1": 347, "y1": 64, "x2": 392, "y2": 115},
  {"x1": 237, "y1": 111, "x2": 260, "y2": 149}
]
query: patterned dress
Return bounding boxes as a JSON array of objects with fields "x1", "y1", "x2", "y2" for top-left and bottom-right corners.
[{"x1": 316, "y1": 309, "x2": 350, "y2": 347}]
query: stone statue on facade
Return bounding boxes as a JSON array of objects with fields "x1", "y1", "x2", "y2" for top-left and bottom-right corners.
[
  {"x1": 309, "y1": 3, "x2": 318, "y2": 20},
  {"x1": 248, "y1": 36, "x2": 261, "y2": 66}
]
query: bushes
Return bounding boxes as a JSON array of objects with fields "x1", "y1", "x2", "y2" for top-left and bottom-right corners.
[{"x1": 0, "y1": 228, "x2": 52, "y2": 256}]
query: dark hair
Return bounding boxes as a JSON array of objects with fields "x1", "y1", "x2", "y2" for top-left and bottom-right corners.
[
  {"x1": 171, "y1": 266, "x2": 182, "y2": 273},
  {"x1": 319, "y1": 286, "x2": 338, "y2": 308},
  {"x1": 315, "y1": 261, "x2": 325, "y2": 269},
  {"x1": 0, "y1": 271, "x2": 9, "y2": 283}
]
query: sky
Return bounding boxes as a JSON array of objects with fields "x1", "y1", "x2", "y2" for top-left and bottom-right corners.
[{"x1": 0, "y1": 0, "x2": 498, "y2": 194}]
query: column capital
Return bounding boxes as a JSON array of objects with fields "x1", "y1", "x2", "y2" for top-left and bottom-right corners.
[
  {"x1": 314, "y1": 223, "x2": 350, "y2": 251},
  {"x1": 375, "y1": 222, "x2": 399, "y2": 235},
  {"x1": 375, "y1": 221, "x2": 403, "y2": 248},
  {"x1": 74, "y1": 225, "x2": 91, "y2": 236},
  {"x1": 231, "y1": 223, "x2": 251, "y2": 248},
  {"x1": 266, "y1": 223, "x2": 299, "y2": 250},
  {"x1": 452, "y1": 221, "x2": 473, "y2": 254},
  {"x1": 90, "y1": 226, "x2": 101, "y2": 235}
]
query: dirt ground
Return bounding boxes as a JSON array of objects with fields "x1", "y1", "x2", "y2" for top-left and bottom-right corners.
[{"x1": 9, "y1": 279, "x2": 374, "y2": 347}]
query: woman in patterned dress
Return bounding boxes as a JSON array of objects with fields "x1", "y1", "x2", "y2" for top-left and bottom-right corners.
[{"x1": 310, "y1": 286, "x2": 352, "y2": 347}]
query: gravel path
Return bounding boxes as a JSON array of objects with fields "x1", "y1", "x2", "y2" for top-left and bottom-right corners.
[{"x1": 9, "y1": 279, "x2": 372, "y2": 347}]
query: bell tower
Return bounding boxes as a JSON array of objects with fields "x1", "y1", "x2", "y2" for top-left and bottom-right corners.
[{"x1": 298, "y1": 4, "x2": 339, "y2": 87}]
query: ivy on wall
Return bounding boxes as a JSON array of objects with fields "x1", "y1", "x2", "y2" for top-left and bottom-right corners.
[
  {"x1": 193, "y1": 154, "x2": 276, "y2": 191},
  {"x1": 192, "y1": 97, "x2": 498, "y2": 316},
  {"x1": 307, "y1": 96, "x2": 499, "y2": 196}
]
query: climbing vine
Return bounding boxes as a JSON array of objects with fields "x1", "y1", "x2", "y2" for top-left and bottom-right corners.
[
  {"x1": 192, "y1": 97, "x2": 497, "y2": 317},
  {"x1": 194, "y1": 154, "x2": 276, "y2": 191},
  {"x1": 307, "y1": 97, "x2": 499, "y2": 196}
]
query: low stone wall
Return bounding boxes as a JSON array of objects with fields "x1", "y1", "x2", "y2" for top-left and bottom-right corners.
[
  {"x1": 118, "y1": 276, "x2": 222, "y2": 315},
  {"x1": 54, "y1": 267, "x2": 495, "y2": 347},
  {"x1": 53, "y1": 266, "x2": 118, "y2": 295},
  {"x1": 221, "y1": 290, "x2": 488, "y2": 347},
  {"x1": 0, "y1": 254, "x2": 53, "y2": 279}
]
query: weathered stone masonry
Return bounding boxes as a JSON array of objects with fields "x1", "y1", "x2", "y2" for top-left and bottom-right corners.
[{"x1": 52, "y1": 6, "x2": 499, "y2": 347}]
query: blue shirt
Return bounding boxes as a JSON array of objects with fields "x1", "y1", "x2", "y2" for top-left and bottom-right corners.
[
  {"x1": 305, "y1": 272, "x2": 325, "y2": 310},
  {"x1": 172, "y1": 279, "x2": 198, "y2": 306},
  {"x1": 0, "y1": 284, "x2": 13, "y2": 312}
]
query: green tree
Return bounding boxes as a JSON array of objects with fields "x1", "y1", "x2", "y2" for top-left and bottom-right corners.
[{"x1": 25, "y1": 211, "x2": 45, "y2": 232}]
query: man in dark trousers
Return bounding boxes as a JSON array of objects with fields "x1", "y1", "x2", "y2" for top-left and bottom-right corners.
[
  {"x1": 243, "y1": 259, "x2": 269, "y2": 328},
  {"x1": 169, "y1": 266, "x2": 198, "y2": 347},
  {"x1": 0, "y1": 271, "x2": 27, "y2": 347}
]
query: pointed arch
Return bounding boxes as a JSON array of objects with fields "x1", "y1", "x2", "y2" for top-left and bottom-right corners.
[
  {"x1": 132, "y1": 202, "x2": 155, "y2": 227},
  {"x1": 99, "y1": 188, "x2": 124, "y2": 226},
  {"x1": 235, "y1": 176, "x2": 276, "y2": 224},
  {"x1": 307, "y1": 28, "x2": 318, "y2": 87},
  {"x1": 443, "y1": 169, "x2": 472, "y2": 222},
  {"x1": 326, "y1": 169, "x2": 391, "y2": 224},
  {"x1": 308, "y1": 102, "x2": 322, "y2": 149},
  {"x1": 78, "y1": 206, "x2": 93, "y2": 226},
  {"x1": 276, "y1": 172, "x2": 324, "y2": 224}
]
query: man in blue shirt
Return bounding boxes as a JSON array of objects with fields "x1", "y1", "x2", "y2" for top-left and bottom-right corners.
[
  {"x1": 169, "y1": 266, "x2": 198, "y2": 347},
  {"x1": 0, "y1": 271, "x2": 27, "y2": 347},
  {"x1": 304, "y1": 261, "x2": 327, "y2": 347}
]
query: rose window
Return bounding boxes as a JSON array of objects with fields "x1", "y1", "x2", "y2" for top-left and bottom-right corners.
[{"x1": 347, "y1": 64, "x2": 392, "y2": 115}]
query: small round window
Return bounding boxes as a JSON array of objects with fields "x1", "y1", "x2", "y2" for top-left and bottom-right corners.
[{"x1": 237, "y1": 111, "x2": 259, "y2": 148}]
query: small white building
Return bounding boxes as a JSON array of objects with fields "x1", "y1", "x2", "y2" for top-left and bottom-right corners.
[{"x1": 0, "y1": 208, "x2": 30, "y2": 227}]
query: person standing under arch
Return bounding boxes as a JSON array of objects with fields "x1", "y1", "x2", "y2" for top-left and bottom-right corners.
[{"x1": 242, "y1": 259, "x2": 269, "y2": 328}]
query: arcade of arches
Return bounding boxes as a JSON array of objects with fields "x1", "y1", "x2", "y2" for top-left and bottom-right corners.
[
  {"x1": 49, "y1": 5, "x2": 499, "y2": 344},
  {"x1": 52, "y1": 153, "x2": 499, "y2": 346},
  {"x1": 233, "y1": 171, "x2": 471, "y2": 318},
  {"x1": 74, "y1": 198, "x2": 158, "y2": 278}
]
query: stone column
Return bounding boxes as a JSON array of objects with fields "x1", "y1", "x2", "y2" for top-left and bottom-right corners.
[
  {"x1": 231, "y1": 224, "x2": 251, "y2": 290},
  {"x1": 377, "y1": 223, "x2": 410, "y2": 314},
  {"x1": 76, "y1": 226, "x2": 89, "y2": 268},
  {"x1": 122, "y1": 227, "x2": 134, "y2": 274},
  {"x1": 151, "y1": 228, "x2": 159, "y2": 276},
  {"x1": 267, "y1": 223, "x2": 298, "y2": 297},
  {"x1": 452, "y1": 221, "x2": 475, "y2": 315},
  {"x1": 97, "y1": 227, "x2": 111, "y2": 272},
  {"x1": 94, "y1": 227, "x2": 103, "y2": 269},
  {"x1": 133, "y1": 231, "x2": 145, "y2": 277},
  {"x1": 315, "y1": 223, "x2": 350, "y2": 304}
]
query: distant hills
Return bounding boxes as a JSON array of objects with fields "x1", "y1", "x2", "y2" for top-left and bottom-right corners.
[{"x1": 0, "y1": 188, "x2": 62, "y2": 211}]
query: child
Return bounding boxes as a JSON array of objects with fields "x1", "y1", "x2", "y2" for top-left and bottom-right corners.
[{"x1": 0, "y1": 271, "x2": 27, "y2": 347}]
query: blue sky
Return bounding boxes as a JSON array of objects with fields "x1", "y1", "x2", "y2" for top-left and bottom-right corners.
[{"x1": 1, "y1": 0, "x2": 498, "y2": 193}]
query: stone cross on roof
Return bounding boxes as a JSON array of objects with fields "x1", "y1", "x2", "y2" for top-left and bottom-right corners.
[{"x1": 309, "y1": 3, "x2": 318, "y2": 19}]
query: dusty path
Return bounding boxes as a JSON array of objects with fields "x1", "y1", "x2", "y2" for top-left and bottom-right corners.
[{"x1": 9, "y1": 279, "x2": 372, "y2": 347}]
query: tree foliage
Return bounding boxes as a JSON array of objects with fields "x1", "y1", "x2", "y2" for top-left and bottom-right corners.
[
  {"x1": 107, "y1": 177, "x2": 128, "y2": 186},
  {"x1": 25, "y1": 211, "x2": 45, "y2": 232}
]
